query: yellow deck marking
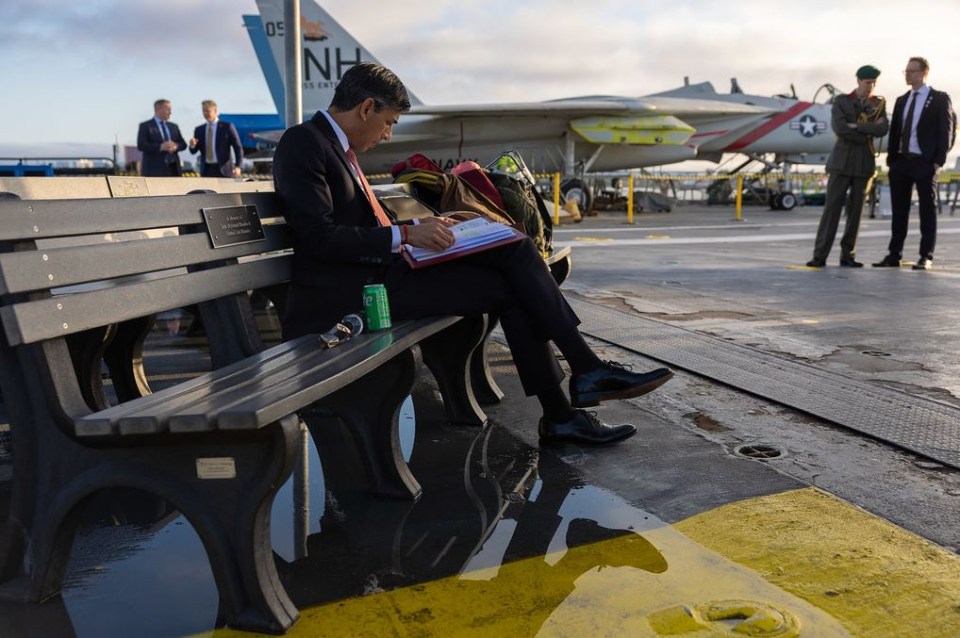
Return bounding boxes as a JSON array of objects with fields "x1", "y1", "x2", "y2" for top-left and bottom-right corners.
[
  {"x1": 674, "y1": 487, "x2": 960, "y2": 637},
  {"x1": 206, "y1": 487, "x2": 960, "y2": 637},
  {"x1": 572, "y1": 236, "x2": 614, "y2": 242}
]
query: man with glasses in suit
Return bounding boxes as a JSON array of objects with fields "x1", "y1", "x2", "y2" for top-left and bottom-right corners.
[{"x1": 873, "y1": 57, "x2": 955, "y2": 271}]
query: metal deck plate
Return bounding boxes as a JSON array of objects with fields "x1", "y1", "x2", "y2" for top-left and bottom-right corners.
[{"x1": 571, "y1": 298, "x2": 960, "y2": 470}]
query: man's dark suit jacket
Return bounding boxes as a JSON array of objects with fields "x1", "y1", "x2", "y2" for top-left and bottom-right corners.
[
  {"x1": 886, "y1": 87, "x2": 954, "y2": 168},
  {"x1": 137, "y1": 118, "x2": 187, "y2": 177},
  {"x1": 189, "y1": 120, "x2": 245, "y2": 177},
  {"x1": 273, "y1": 111, "x2": 404, "y2": 331}
]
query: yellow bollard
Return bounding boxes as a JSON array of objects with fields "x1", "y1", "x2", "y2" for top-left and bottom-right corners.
[
  {"x1": 734, "y1": 174, "x2": 744, "y2": 221},
  {"x1": 627, "y1": 173, "x2": 635, "y2": 224},
  {"x1": 553, "y1": 173, "x2": 561, "y2": 226}
]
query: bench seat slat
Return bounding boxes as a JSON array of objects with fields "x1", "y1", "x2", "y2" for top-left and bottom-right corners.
[
  {"x1": 1, "y1": 256, "x2": 291, "y2": 346},
  {"x1": 175, "y1": 318, "x2": 458, "y2": 431},
  {"x1": 74, "y1": 338, "x2": 311, "y2": 435},
  {"x1": 167, "y1": 342, "x2": 381, "y2": 433},
  {"x1": 0, "y1": 223, "x2": 291, "y2": 295},
  {"x1": 74, "y1": 317, "x2": 459, "y2": 436},
  {"x1": 115, "y1": 340, "x2": 363, "y2": 435}
]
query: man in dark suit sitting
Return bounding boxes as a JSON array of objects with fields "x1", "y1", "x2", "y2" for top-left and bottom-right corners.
[
  {"x1": 189, "y1": 100, "x2": 245, "y2": 178},
  {"x1": 874, "y1": 57, "x2": 955, "y2": 271},
  {"x1": 272, "y1": 62, "x2": 673, "y2": 446},
  {"x1": 136, "y1": 99, "x2": 187, "y2": 177}
]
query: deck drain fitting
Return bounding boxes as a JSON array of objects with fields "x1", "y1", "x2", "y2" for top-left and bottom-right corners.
[{"x1": 733, "y1": 443, "x2": 785, "y2": 460}]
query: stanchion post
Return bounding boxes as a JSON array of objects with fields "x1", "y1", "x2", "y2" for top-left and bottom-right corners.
[
  {"x1": 627, "y1": 173, "x2": 635, "y2": 224},
  {"x1": 553, "y1": 172, "x2": 561, "y2": 225},
  {"x1": 734, "y1": 174, "x2": 744, "y2": 222}
]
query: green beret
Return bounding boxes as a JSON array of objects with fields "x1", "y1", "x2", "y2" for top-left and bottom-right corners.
[{"x1": 856, "y1": 65, "x2": 881, "y2": 80}]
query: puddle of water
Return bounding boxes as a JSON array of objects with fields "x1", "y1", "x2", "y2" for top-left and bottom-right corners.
[{"x1": 0, "y1": 394, "x2": 851, "y2": 638}]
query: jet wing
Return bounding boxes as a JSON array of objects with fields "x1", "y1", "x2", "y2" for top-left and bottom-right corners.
[
  {"x1": 638, "y1": 96, "x2": 775, "y2": 118},
  {"x1": 408, "y1": 99, "x2": 644, "y2": 118},
  {"x1": 407, "y1": 97, "x2": 773, "y2": 119}
]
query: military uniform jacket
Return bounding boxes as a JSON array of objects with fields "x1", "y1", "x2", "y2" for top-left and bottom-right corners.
[{"x1": 826, "y1": 93, "x2": 889, "y2": 177}]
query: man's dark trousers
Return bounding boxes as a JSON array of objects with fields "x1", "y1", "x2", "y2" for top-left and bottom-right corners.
[
  {"x1": 887, "y1": 155, "x2": 939, "y2": 259},
  {"x1": 812, "y1": 173, "x2": 872, "y2": 262}
]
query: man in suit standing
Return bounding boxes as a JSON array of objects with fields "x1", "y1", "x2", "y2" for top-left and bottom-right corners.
[
  {"x1": 189, "y1": 100, "x2": 245, "y2": 177},
  {"x1": 807, "y1": 65, "x2": 888, "y2": 268},
  {"x1": 136, "y1": 99, "x2": 187, "y2": 177},
  {"x1": 272, "y1": 62, "x2": 673, "y2": 446},
  {"x1": 873, "y1": 57, "x2": 955, "y2": 270}
]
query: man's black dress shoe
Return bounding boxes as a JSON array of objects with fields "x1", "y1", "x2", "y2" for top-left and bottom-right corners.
[
  {"x1": 538, "y1": 410, "x2": 637, "y2": 445},
  {"x1": 872, "y1": 255, "x2": 901, "y2": 268},
  {"x1": 805, "y1": 259, "x2": 825, "y2": 268},
  {"x1": 912, "y1": 257, "x2": 933, "y2": 270},
  {"x1": 839, "y1": 258, "x2": 863, "y2": 268},
  {"x1": 570, "y1": 361, "x2": 673, "y2": 408}
]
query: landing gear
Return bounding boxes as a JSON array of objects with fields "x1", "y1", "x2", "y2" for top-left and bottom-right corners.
[
  {"x1": 772, "y1": 191, "x2": 798, "y2": 211},
  {"x1": 560, "y1": 177, "x2": 593, "y2": 212}
]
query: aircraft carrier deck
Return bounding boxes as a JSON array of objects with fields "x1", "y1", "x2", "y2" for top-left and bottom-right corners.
[{"x1": 3, "y1": 201, "x2": 960, "y2": 637}]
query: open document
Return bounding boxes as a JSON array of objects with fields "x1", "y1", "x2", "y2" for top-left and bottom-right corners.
[{"x1": 402, "y1": 217, "x2": 525, "y2": 268}]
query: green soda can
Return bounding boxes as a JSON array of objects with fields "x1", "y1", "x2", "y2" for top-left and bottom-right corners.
[{"x1": 362, "y1": 284, "x2": 392, "y2": 331}]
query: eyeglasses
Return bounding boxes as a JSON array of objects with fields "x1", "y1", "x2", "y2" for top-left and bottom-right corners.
[{"x1": 903, "y1": 68, "x2": 923, "y2": 74}]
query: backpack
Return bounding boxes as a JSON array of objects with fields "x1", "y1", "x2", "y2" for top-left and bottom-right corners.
[
  {"x1": 486, "y1": 150, "x2": 554, "y2": 254},
  {"x1": 487, "y1": 172, "x2": 548, "y2": 255}
]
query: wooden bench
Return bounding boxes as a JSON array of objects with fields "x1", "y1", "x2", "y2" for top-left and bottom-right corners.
[{"x1": 0, "y1": 191, "x2": 490, "y2": 633}]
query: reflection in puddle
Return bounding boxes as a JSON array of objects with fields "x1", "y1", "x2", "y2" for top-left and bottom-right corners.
[{"x1": 1, "y1": 394, "x2": 849, "y2": 638}]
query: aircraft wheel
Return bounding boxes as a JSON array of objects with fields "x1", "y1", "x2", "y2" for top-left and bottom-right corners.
[
  {"x1": 770, "y1": 193, "x2": 784, "y2": 210},
  {"x1": 560, "y1": 177, "x2": 593, "y2": 213},
  {"x1": 779, "y1": 192, "x2": 798, "y2": 210}
]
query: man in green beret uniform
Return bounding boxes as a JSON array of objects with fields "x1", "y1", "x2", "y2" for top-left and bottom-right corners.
[{"x1": 807, "y1": 64, "x2": 888, "y2": 268}]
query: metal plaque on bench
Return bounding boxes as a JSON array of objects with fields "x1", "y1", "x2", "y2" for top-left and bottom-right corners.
[{"x1": 202, "y1": 205, "x2": 266, "y2": 248}]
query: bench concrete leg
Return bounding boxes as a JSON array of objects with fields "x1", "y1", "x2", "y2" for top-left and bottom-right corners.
[
  {"x1": 0, "y1": 404, "x2": 301, "y2": 634},
  {"x1": 179, "y1": 418, "x2": 301, "y2": 633},
  {"x1": 103, "y1": 316, "x2": 154, "y2": 402},
  {"x1": 66, "y1": 324, "x2": 112, "y2": 410},
  {"x1": 316, "y1": 349, "x2": 423, "y2": 500},
  {"x1": 420, "y1": 315, "x2": 489, "y2": 426},
  {"x1": 468, "y1": 315, "x2": 506, "y2": 405}
]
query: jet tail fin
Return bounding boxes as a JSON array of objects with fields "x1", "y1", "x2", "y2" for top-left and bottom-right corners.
[
  {"x1": 243, "y1": 13, "x2": 284, "y2": 115},
  {"x1": 252, "y1": 0, "x2": 422, "y2": 117}
]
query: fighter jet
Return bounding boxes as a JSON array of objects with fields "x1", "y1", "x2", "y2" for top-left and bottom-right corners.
[{"x1": 228, "y1": 0, "x2": 837, "y2": 205}]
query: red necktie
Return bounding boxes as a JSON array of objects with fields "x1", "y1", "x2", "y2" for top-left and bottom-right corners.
[{"x1": 346, "y1": 149, "x2": 392, "y2": 227}]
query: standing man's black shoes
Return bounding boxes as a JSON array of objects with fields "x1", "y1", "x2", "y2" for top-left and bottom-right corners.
[
  {"x1": 872, "y1": 255, "x2": 901, "y2": 267},
  {"x1": 538, "y1": 410, "x2": 637, "y2": 445},
  {"x1": 570, "y1": 361, "x2": 673, "y2": 408},
  {"x1": 912, "y1": 257, "x2": 933, "y2": 270},
  {"x1": 805, "y1": 259, "x2": 825, "y2": 268},
  {"x1": 839, "y1": 258, "x2": 863, "y2": 268}
]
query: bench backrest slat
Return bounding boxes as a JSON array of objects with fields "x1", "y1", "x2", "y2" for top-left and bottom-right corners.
[
  {"x1": 0, "y1": 223, "x2": 291, "y2": 295},
  {"x1": 0, "y1": 192, "x2": 282, "y2": 240},
  {"x1": 1, "y1": 254, "x2": 291, "y2": 346}
]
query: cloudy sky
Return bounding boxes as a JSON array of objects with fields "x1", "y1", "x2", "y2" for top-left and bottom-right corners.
[{"x1": 2, "y1": 0, "x2": 959, "y2": 165}]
